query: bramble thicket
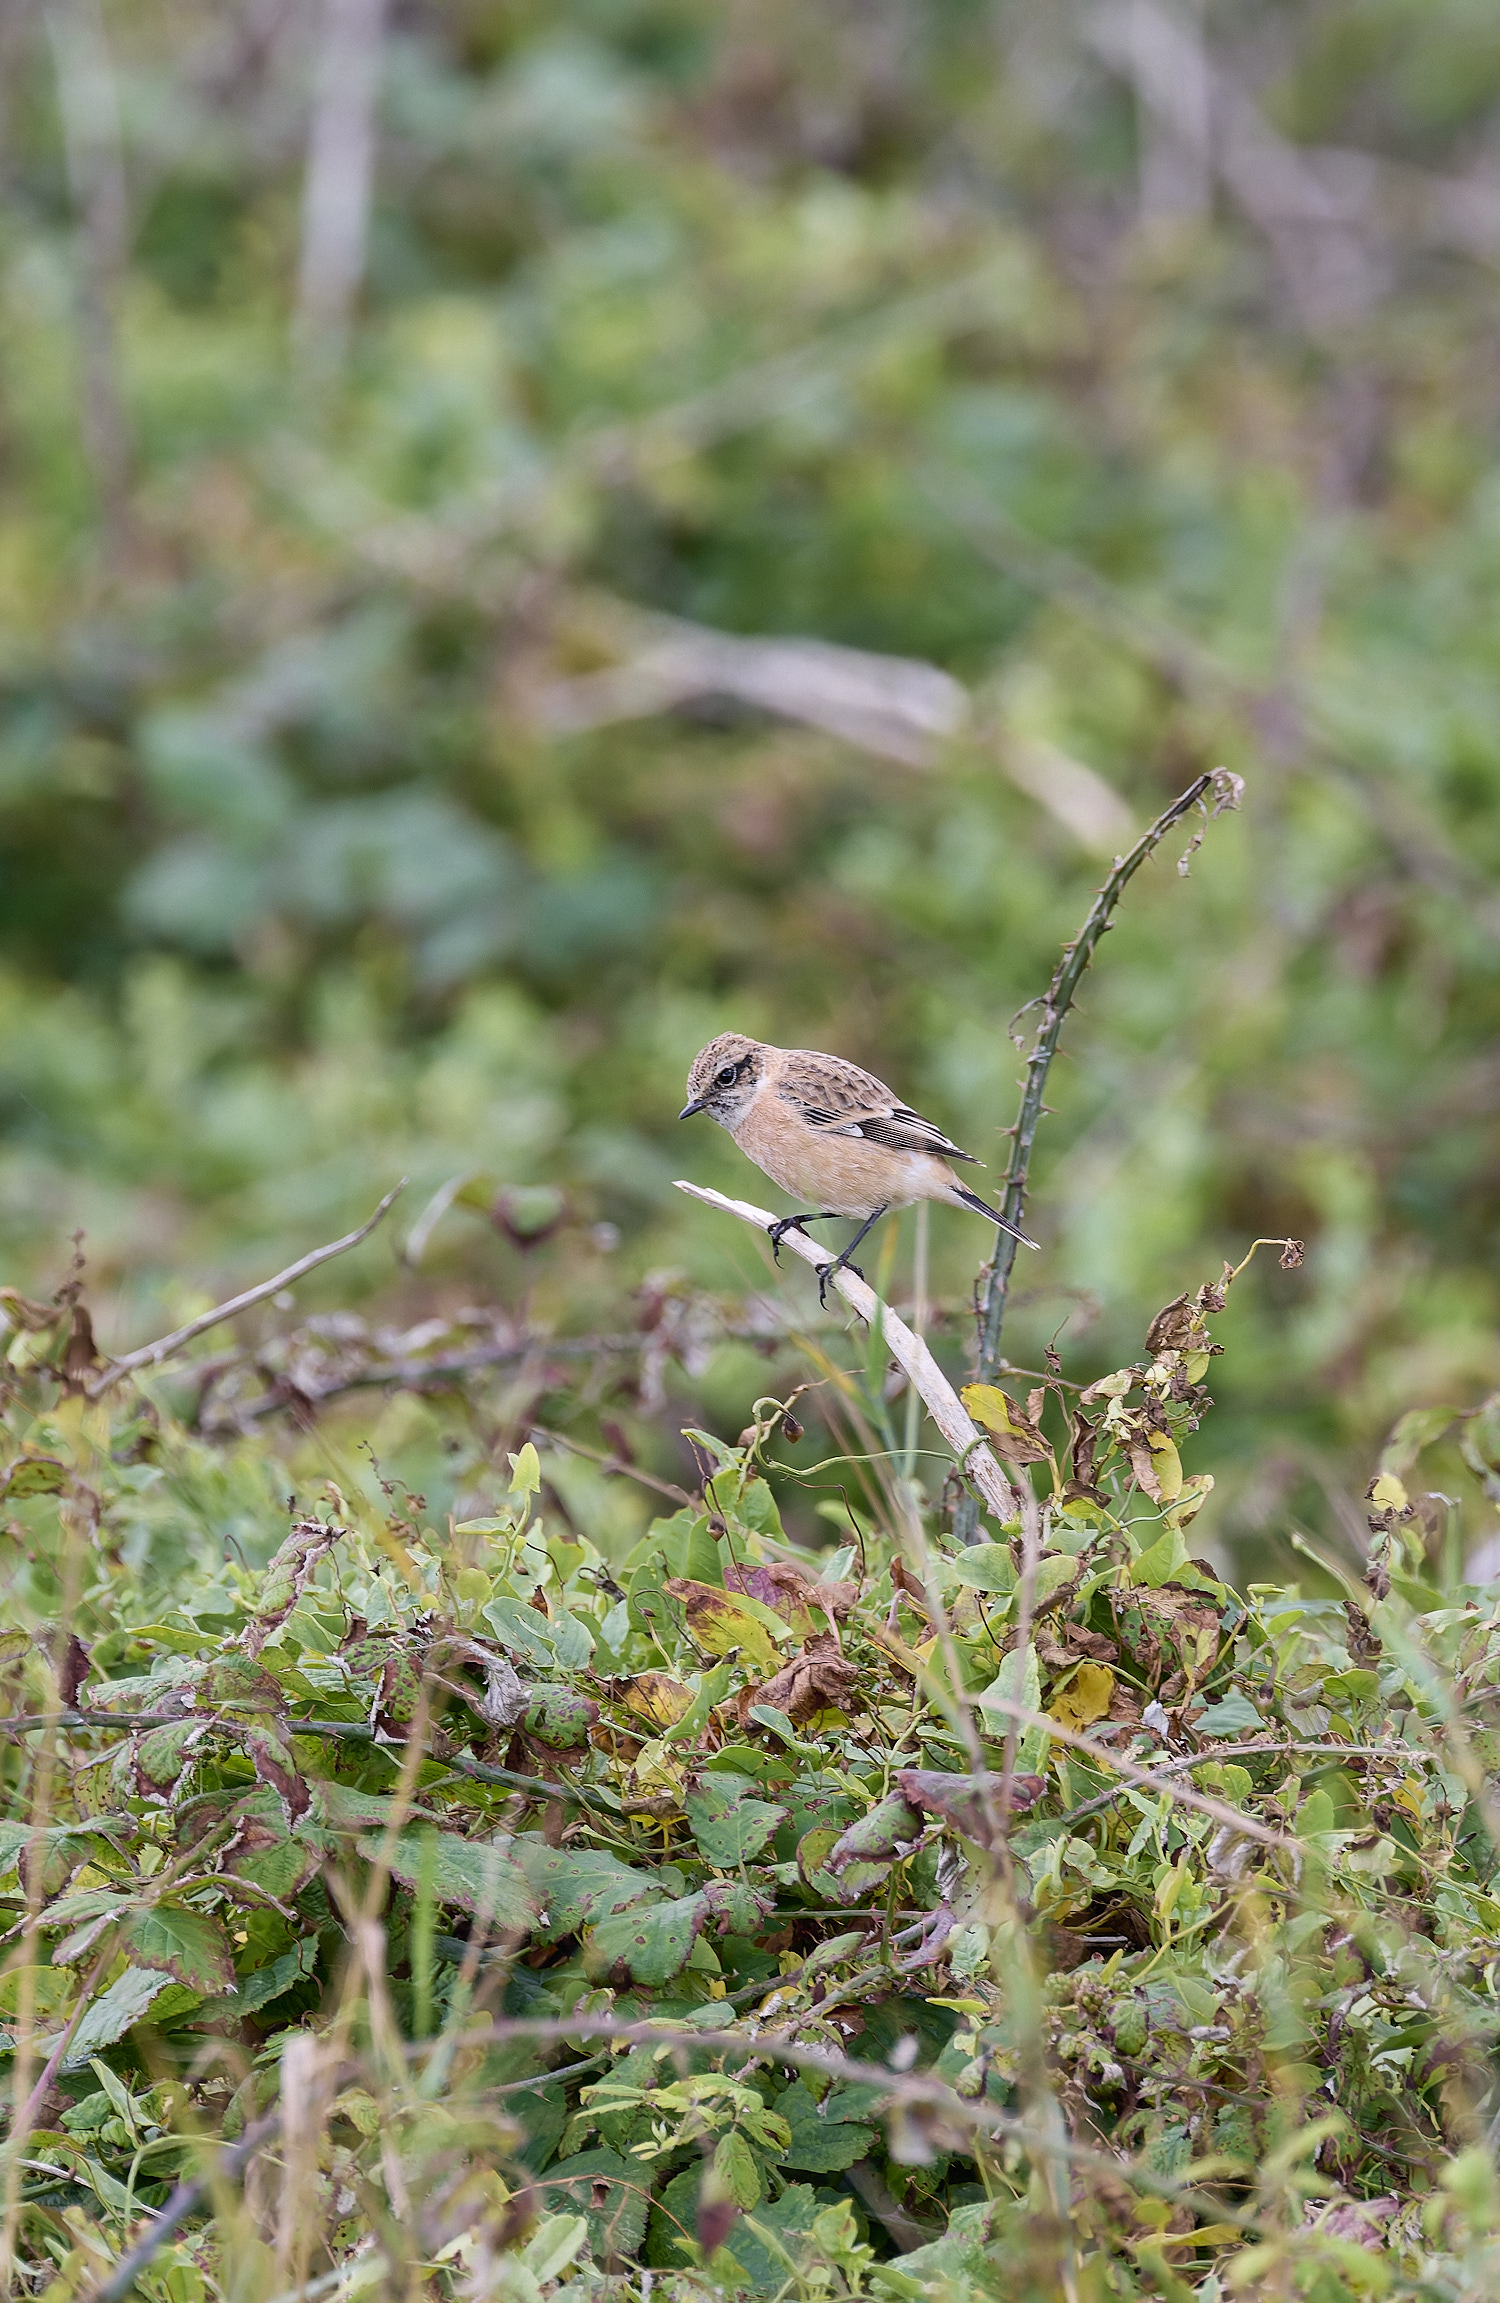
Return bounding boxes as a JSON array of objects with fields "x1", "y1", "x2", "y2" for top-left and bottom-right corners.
[{"x1": 7, "y1": 2, "x2": 1500, "y2": 2297}]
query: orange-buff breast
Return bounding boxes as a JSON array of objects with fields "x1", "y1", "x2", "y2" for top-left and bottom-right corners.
[{"x1": 732, "y1": 1095, "x2": 956, "y2": 1218}]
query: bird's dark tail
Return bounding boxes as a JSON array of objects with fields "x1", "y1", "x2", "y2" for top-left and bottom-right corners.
[{"x1": 951, "y1": 1183, "x2": 1040, "y2": 1252}]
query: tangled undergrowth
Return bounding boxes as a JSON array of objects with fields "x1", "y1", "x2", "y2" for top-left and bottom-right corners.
[{"x1": 5, "y1": 1238, "x2": 1500, "y2": 2303}]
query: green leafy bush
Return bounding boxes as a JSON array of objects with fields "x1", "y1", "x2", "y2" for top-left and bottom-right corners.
[{"x1": 4, "y1": 1220, "x2": 1500, "y2": 2302}]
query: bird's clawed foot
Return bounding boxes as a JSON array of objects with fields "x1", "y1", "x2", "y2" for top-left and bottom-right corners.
[
  {"x1": 766, "y1": 1211, "x2": 838, "y2": 1266},
  {"x1": 767, "y1": 1215, "x2": 806, "y2": 1266},
  {"x1": 816, "y1": 1254, "x2": 865, "y2": 1307}
]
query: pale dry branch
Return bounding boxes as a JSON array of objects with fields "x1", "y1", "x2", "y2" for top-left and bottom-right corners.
[
  {"x1": 524, "y1": 590, "x2": 1132, "y2": 840},
  {"x1": 87, "y1": 1181, "x2": 406, "y2": 1394},
  {"x1": 532, "y1": 606, "x2": 968, "y2": 769},
  {"x1": 674, "y1": 1178, "x2": 1023, "y2": 1526}
]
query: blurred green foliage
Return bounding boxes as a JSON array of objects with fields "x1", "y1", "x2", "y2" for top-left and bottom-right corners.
[{"x1": 4, "y1": 0, "x2": 1500, "y2": 1576}]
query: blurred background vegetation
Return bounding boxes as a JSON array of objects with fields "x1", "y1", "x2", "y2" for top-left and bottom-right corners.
[{"x1": 4, "y1": 0, "x2": 1500, "y2": 1579}]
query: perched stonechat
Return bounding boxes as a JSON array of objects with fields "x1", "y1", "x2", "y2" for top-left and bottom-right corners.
[{"x1": 680, "y1": 1033, "x2": 1038, "y2": 1298}]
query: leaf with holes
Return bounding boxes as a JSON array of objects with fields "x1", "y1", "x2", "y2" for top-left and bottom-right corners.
[
  {"x1": 512, "y1": 1843, "x2": 663, "y2": 1940},
  {"x1": 0, "y1": 1456, "x2": 68, "y2": 1500},
  {"x1": 584, "y1": 1890, "x2": 710, "y2": 1985},
  {"x1": 661, "y1": 1581, "x2": 782, "y2": 1670}
]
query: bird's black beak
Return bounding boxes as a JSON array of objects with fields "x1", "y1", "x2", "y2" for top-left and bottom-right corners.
[{"x1": 679, "y1": 1097, "x2": 709, "y2": 1120}]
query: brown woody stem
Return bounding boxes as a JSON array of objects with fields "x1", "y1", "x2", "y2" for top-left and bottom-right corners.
[{"x1": 954, "y1": 768, "x2": 1242, "y2": 1543}]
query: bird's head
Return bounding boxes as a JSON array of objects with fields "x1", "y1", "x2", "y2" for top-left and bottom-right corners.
[{"x1": 681, "y1": 1033, "x2": 766, "y2": 1129}]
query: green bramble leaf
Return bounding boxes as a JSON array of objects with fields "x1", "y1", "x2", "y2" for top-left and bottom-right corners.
[
  {"x1": 512, "y1": 1843, "x2": 662, "y2": 1939},
  {"x1": 774, "y1": 2081, "x2": 877, "y2": 2173},
  {"x1": 0, "y1": 1455, "x2": 68, "y2": 1500},
  {"x1": 584, "y1": 1890, "x2": 711, "y2": 1985},
  {"x1": 356, "y1": 1831, "x2": 535, "y2": 1927},
  {"x1": 122, "y1": 1904, "x2": 235, "y2": 1994},
  {"x1": 47, "y1": 1968, "x2": 175, "y2": 2069},
  {"x1": 685, "y1": 1771, "x2": 787, "y2": 1866},
  {"x1": 539, "y1": 2149, "x2": 648, "y2": 2263},
  {"x1": 1194, "y1": 1691, "x2": 1261, "y2": 1735}
]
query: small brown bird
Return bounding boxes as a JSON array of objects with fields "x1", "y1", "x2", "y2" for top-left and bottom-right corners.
[{"x1": 680, "y1": 1032, "x2": 1038, "y2": 1298}]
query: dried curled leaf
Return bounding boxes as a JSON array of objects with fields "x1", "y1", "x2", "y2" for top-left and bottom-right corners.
[{"x1": 737, "y1": 1633, "x2": 860, "y2": 1727}]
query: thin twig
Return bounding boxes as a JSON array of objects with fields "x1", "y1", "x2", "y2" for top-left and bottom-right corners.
[
  {"x1": 953, "y1": 770, "x2": 1242, "y2": 1544},
  {"x1": 976, "y1": 771, "x2": 1239, "y2": 1376},
  {"x1": 531, "y1": 1425, "x2": 696, "y2": 1506},
  {"x1": 0, "y1": 1713, "x2": 578, "y2": 1804},
  {"x1": 78, "y1": 2113, "x2": 280, "y2": 2303},
  {"x1": 87, "y1": 1183, "x2": 407, "y2": 1394},
  {"x1": 673, "y1": 1180, "x2": 1021, "y2": 1524},
  {"x1": 1052, "y1": 1735, "x2": 1448, "y2": 1828},
  {"x1": 429, "y1": 2012, "x2": 1267, "y2": 2236},
  {"x1": 976, "y1": 1691, "x2": 1288, "y2": 1847}
]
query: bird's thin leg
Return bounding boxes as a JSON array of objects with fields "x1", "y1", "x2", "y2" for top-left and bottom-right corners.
[
  {"x1": 767, "y1": 1211, "x2": 841, "y2": 1265},
  {"x1": 817, "y1": 1207, "x2": 888, "y2": 1307}
]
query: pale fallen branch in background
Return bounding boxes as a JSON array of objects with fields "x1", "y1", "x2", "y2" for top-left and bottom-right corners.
[
  {"x1": 525, "y1": 591, "x2": 1133, "y2": 847},
  {"x1": 532, "y1": 603, "x2": 967, "y2": 769},
  {"x1": 1093, "y1": 0, "x2": 1500, "y2": 330},
  {"x1": 674, "y1": 1178, "x2": 1023, "y2": 1526},
  {"x1": 992, "y1": 725, "x2": 1135, "y2": 852},
  {"x1": 87, "y1": 1181, "x2": 406, "y2": 1395}
]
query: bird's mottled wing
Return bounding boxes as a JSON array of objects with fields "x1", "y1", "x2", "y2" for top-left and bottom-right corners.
[{"x1": 777, "y1": 1050, "x2": 980, "y2": 1162}]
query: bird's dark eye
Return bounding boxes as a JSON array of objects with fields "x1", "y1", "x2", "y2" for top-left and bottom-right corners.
[{"x1": 716, "y1": 1065, "x2": 737, "y2": 1085}]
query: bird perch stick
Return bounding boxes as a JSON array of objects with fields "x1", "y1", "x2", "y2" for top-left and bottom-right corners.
[{"x1": 674, "y1": 1179, "x2": 1022, "y2": 1524}]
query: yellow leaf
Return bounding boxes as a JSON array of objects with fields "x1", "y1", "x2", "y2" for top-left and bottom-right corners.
[
  {"x1": 1079, "y1": 1367, "x2": 1134, "y2": 1404},
  {"x1": 959, "y1": 1384, "x2": 1050, "y2": 1464},
  {"x1": 1147, "y1": 1432, "x2": 1183, "y2": 1502},
  {"x1": 1369, "y1": 1471, "x2": 1408, "y2": 1511},
  {"x1": 1155, "y1": 1858, "x2": 1188, "y2": 1921},
  {"x1": 867, "y1": 1622, "x2": 930, "y2": 1678},
  {"x1": 1130, "y1": 2225, "x2": 1244, "y2": 2251},
  {"x1": 628, "y1": 1737, "x2": 686, "y2": 1794},
  {"x1": 1048, "y1": 1660, "x2": 1114, "y2": 1732},
  {"x1": 618, "y1": 1672, "x2": 695, "y2": 1727},
  {"x1": 662, "y1": 1580, "x2": 779, "y2": 1670},
  {"x1": 332, "y1": 2087, "x2": 382, "y2": 2137}
]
